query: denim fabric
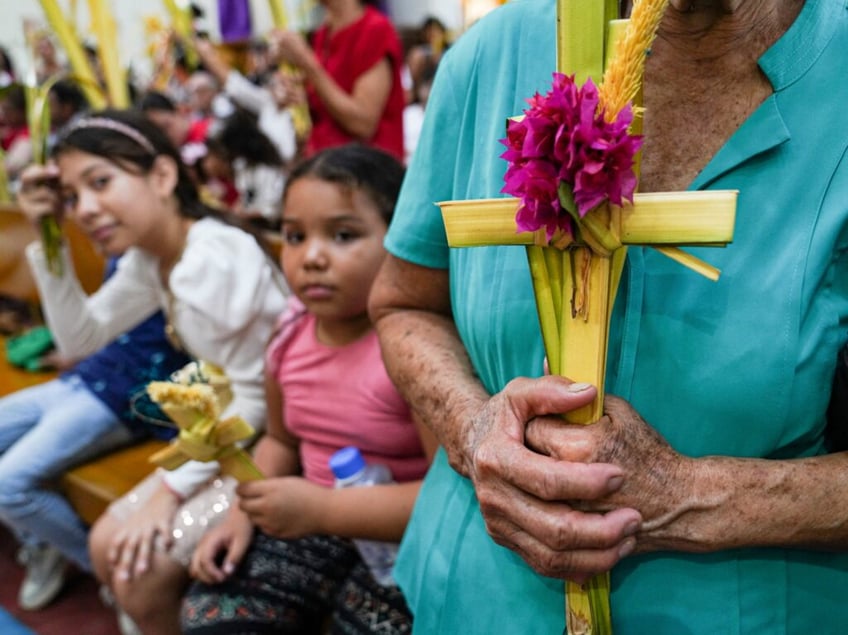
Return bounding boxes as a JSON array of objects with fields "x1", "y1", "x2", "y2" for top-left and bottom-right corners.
[{"x1": 0, "y1": 375, "x2": 135, "y2": 570}]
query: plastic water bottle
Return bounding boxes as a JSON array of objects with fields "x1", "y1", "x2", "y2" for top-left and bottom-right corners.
[{"x1": 329, "y1": 446, "x2": 398, "y2": 587}]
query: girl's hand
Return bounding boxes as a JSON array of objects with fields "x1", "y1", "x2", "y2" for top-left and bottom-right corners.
[
  {"x1": 189, "y1": 507, "x2": 254, "y2": 584},
  {"x1": 107, "y1": 483, "x2": 181, "y2": 581},
  {"x1": 16, "y1": 163, "x2": 62, "y2": 226},
  {"x1": 237, "y1": 476, "x2": 328, "y2": 539}
]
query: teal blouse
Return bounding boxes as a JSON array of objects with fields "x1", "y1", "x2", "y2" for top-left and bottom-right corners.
[{"x1": 385, "y1": 0, "x2": 848, "y2": 632}]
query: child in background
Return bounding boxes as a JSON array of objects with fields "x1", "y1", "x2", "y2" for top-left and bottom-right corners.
[
  {"x1": 201, "y1": 110, "x2": 287, "y2": 231},
  {"x1": 181, "y1": 144, "x2": 436, "y2": 634},
  {"x1": 14, "y1": 109, "x2": 287, "y2": 634},
  {"x1": 137, "y1": 90, "x2": 212, "y2": 168}
]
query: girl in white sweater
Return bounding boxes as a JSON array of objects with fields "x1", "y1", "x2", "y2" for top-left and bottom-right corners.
[{"x1": 16, "y1": 109, "x2": 287, "y2": 634}]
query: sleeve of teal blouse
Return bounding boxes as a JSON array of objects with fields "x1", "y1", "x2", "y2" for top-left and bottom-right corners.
[{"x1": 384, "y1": 54, "x2": 462, "y2": 271}]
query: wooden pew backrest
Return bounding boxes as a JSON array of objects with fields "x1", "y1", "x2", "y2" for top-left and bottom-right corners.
[{"x1": 0, "y1": 204, "x2": 105, "y2": 304}]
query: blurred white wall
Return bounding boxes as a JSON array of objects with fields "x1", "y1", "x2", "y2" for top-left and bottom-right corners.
[{"x1": 384, "y1": 0, "x2": 463, "y2": 31}]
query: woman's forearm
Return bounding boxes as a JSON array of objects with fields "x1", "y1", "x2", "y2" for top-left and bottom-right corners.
[
  {"x1": 374, "y1": 308, "x2": 489, "y2": 478},
  {"x1": 304, "y1": 57, "x2": 391, "y2": 140},
  {"x1": 643, "y1": 451, "x2": 848, "y2": 553}
]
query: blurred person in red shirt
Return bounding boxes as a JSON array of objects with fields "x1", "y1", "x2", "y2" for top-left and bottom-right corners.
[{"x1": 268, "y1": 0, "x2": 405, "y2": 161}]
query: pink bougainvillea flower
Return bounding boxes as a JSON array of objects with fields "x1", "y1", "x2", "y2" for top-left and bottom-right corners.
[{"x1": 500, "y1": 72, "x2": 642, "y2": 240}]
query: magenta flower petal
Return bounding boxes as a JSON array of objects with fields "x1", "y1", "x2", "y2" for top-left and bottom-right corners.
[{"x1": 499, "y1": 73, "x2": 642, "y2": 236}]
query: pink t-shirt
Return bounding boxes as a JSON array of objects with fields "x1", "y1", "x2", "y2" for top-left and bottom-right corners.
[{"x1": 267, "y1": 305, "x2": 428, "y2": 487}]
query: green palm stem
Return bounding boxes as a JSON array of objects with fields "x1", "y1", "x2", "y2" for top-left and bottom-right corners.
[
  {"x1": 0, "y1": 148, "x2": 10, "y2": 203},
  {"x1": 552, "y1": 1, "x2": 624, "y2": 632},
  {"x1": 25, "y1": 74, "x2": 64, "y2": 277},
  {"x1": 527, "y1": 245, "x2": 561, "y2": 376}
]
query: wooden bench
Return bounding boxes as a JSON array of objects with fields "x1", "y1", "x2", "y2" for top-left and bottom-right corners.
[
  {"x1": 1, "y1": 205, "x2": 165, "y2": 526},
  {"x1": 61, "y1": 440, "x2": 166, "y2": 526}
]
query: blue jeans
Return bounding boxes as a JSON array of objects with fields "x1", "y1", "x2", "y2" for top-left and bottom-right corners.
[{"x1": 0, "y1": 375, "x2": 136, "y2": 570}]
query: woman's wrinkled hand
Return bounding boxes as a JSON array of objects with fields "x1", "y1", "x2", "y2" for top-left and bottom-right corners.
[
  {"x1": 463, "y1": 375, "x2": 643, "y2": 582},
  {"x1": 107, "y1": 482, "x2": 180, "y2": 581},
  {"x1": 525, "y1": 394, "x2": 695, "y2": 548},
  {"x1": 16, "y1": 163, "x2": 62, "y2": 226}
]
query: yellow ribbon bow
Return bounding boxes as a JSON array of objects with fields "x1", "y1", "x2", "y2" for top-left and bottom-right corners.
[{"x1": 146, "y1": 362, "x2": 263, "y2": 482}]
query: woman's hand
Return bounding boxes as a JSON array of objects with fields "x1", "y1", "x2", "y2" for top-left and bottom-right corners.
[
  {"x1": 107, "y1": 482, "x2": 181, "y2": 581},
  {"x1": 269, "y1": 71, "x2": 305, "y2": 110},
  {"x1": 16, "y1": 163, "x2": 62, "y2": 226},
  {"x1": 464, "y1": 376, "x2": 644, "y2": 582},
  {"x1": 237, "y1": 476, "x2": 328, "y2": 539},
  {"x1": 525, "y1": 394, "x2": 698, "y2": 552},
  {"x1": 189, "y1": 507, "x2": 254, "y2": 584},
  {"x1": 268, "y1": 29, "x2": 316, "y2": 73}
]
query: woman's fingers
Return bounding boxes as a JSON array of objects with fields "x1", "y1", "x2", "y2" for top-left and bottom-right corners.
[{"x1": 490, "y1": 506, "x2": 639, "y2": 581}]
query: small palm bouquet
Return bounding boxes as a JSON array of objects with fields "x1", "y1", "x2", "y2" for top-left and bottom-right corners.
[{"x1": 146, "y1": 361, "x2": 263, "y2": 482}]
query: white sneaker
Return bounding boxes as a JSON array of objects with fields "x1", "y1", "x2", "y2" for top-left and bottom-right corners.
[{"x1": 16, "y1": 543, "x2": 68, "y2": 610}]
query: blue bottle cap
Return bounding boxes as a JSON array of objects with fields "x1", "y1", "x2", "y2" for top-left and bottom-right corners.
[{"x1": 329, "y1": 446, "x2": 366, "y2": 480}]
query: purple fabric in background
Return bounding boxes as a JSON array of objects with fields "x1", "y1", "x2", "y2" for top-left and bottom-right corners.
[
  {"x1": 371, "y1": 0, "x2": 389, "y2": 14},
  {"x1": 218, "y1": 0, "x2": 253, "y2": 42}
]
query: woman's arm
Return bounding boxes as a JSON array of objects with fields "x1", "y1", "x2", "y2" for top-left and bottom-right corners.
[
  {"x1": 367, "y1": 255, "x2": 487, "y2": 474},
  {"x1": 192, "y1": 37, "x2": 231, "y2": 86},
  {"x1": 368, "y1": 255, "x2": 640, "y2": 579},
  {"x1": 526, "y1": 398, "x2": 848, "y2": 555}
]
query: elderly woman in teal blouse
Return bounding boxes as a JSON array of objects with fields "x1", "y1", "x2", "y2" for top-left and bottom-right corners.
[{"x1": 368, "y1": 0, "x2": 848, "y2": 633}]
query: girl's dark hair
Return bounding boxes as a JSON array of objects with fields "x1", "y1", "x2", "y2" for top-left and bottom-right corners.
[
  {"x1": 52, "y1": 108, "x2": 279, "y2": 262},
  {"x1": 284, "y1": 144, "x2": 405, "y2": 225},
  {"x1": 50, "y1": 79, "x2": 89, "y2": 112},
  {"x1": 208, "y1": 109, "x2": 283, "y2": 167},
  {"x1": 137, "y1": 90, "x2": 177, "y2": 113}
]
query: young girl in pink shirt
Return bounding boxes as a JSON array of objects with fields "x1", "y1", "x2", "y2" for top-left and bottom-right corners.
[{"x1": 181, "y1": 144, "x2": 436, "y2": 634}]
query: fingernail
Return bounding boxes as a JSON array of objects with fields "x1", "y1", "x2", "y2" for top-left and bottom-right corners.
[
  {"x1": 117, "y1": 570, "x2": 129, "y2": 581},
  {"x1": 607, "y1": 475, "x2": 624, "y2": 491},
  {"x1": 618, "y1": 537, "x2": 636, "y2": 558},
  {"x1": 223, "y1": 562, "x2": 234, "y2": 575},
  {"x1": 567, "y1": 382, "x2": 593, "y2": 393},
  {"x1": 623, "y1": 520, "x2": 639, "y2": 537}
]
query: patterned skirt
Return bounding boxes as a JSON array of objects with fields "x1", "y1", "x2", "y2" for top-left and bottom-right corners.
[{"x1": 181, "y1": 531, "x2": 413, "y2": 634}]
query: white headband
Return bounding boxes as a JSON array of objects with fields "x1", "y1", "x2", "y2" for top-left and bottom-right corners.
[{"x1": 64, "y1": 117, "x2": 156, "y2": 154}]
